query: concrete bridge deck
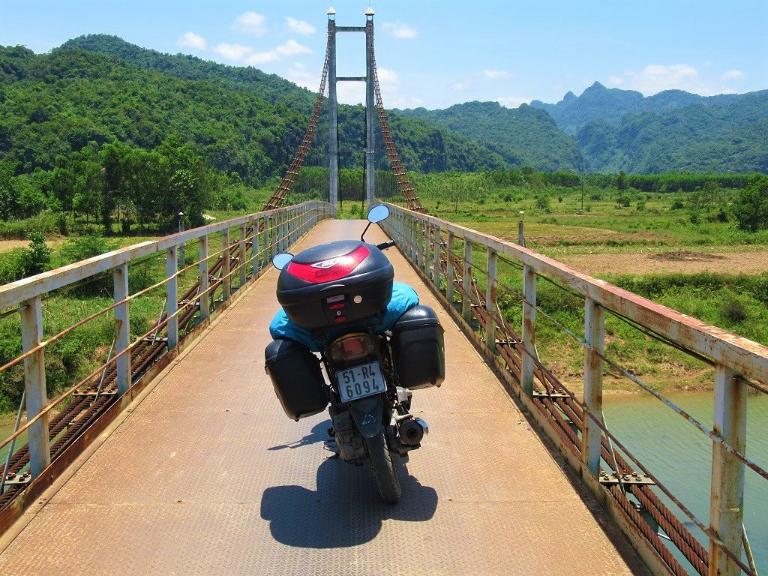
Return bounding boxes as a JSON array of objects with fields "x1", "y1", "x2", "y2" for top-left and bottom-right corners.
[{"x1": 0, "y1": 219, "x2": 648, "y2": 575}]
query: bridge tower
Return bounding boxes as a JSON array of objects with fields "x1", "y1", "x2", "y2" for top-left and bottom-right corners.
[{"x1": 327, "y1": 7, "x2": 376, "y2": 209}]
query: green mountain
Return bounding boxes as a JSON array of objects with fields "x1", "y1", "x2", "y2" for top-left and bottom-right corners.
[
  {"x1": 577, "y1": 91, "x2": 768, "y2": 173},
  {"x1": 398, "y1": 101, "x2": 583, "y2": 171},
  {"x1": 54, "y1": 35, "x2": 506, "y2": 174},
  {"x1": 0, "y1": 36, "x2": 506, "y2": 186},
  {"x1": 531, "y1": 81, "x2": 744, "y2": 135}
]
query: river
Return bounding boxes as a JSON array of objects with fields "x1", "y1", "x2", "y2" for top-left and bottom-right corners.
[
  {"x1": 604, "y1": 391, "x2": 767, "y2": 574},
  {"x1": 0, "y1": 393, "x2": 765, "y2": 572}
]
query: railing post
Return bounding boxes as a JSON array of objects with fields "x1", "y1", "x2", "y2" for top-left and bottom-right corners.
[
  {"x1": 522, "y1": 265, "x2": 537, "y2": 397},
  {"x1": 270, "y1": 215, "x2": 277, "y2": 261},
  {"x1": 252, "y1": 218, "x2": 261, "y2": 276},
  {"x1": 583, "y1": 298, "x2": 604, "y2": 476},
  {"x1": 432, "y1": 224, "x2": 441, "y2": 286},
  {"x1": 485, "y1": 250, "x2": 497, "y2": 350},
  {"x1": 221, "y1": 228, "x2": 231, "y2": 300},
  {"x1": 708, "y1": 365, "x2": 746, "y2": 576},
  {"x1": 198, "y1": 235, "x2": 210, "y2": 321},
  {"x1": 409, "y1": 215, "x2": 416, "y2": 260},
  {"x1": 446, "y1": 230, "x2": 455, "y2": 303},
  {"x1": 166, "y1": 246, "x2": 178, "y2": 350},
  {"x1": 462, "y1": 239, "x2": 473, "y2": 322},
  {"x1": 113, "y1": 263, "x2": 131, "y2": 396},
  {"x1": 239, "y1": 223, "x2": 247, "y2": 289},
  {"x1": 20, "y1": 296, "x2": 50, "y2": 478}
]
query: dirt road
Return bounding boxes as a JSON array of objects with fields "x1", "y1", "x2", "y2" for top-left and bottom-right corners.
[{"x1": 560, "y1": 249, "x2": 768, "y2": 276}]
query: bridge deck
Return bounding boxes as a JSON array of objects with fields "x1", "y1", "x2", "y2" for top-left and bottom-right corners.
[{"x1": 0, "y1": 219, "x2": 647, "y2": 575}]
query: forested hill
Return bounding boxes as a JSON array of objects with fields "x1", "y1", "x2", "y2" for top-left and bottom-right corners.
[
  {"x1": 56, "y1": 35, "x2": 508, "y2": 172},
  {"x1": 60, "y1": 35, "x2": 317, "y2": 115},
  {"x1": 530, "y1": 81, "x2": 745, "y2": 135},
  {"x1": 398, "y1": 101, "x2": 583, "y2": 172},
  {"x1": 0, "y1": 37, "x2": 507, "y2": 184},
  {"x1": 577, "y1": 90, "x2": 768, "y2": 173}
]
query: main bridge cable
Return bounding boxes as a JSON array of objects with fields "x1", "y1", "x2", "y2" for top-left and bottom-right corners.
[
  {"x1": 263, "y1": 27, "x2": 333, "y2": 211},
  {"x1": 367, "y1": 20, "x2": 425, "y2": 213}
]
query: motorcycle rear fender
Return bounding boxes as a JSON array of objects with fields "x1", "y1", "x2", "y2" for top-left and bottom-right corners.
[{"x1": 350, "y1": 396, "x2": 384, "y2": 439}]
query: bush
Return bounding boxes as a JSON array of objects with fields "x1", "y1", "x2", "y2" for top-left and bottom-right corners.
[
  {"x1": 59, "y1": 233, "x2": 112, "y2": 264},
  {"x1": 733, "y1": 174, "x2": 768, "y2": 232},
  {"x1": 0, "y1": 233, "x2": 52, "y2": 284},
  {"x1": 723, "y1": 299, "x2": 748, "y2": 323}
]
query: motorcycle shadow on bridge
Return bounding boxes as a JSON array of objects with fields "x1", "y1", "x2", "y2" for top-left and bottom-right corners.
[{"x1": 260, "y1": 421, "x2": 439, "y2": 548}]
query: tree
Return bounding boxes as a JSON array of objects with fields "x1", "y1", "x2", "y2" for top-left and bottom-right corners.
[
  {"x1": 616, "y1": 170, "x2": 628, "y2": 191},
  {"x1": 733, "y1": 175, "x2": 768, "y2": 232}
]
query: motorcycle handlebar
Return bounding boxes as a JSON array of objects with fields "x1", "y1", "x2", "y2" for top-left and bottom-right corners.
[{"x1": 376, "y1": 240, "x2": 395, "y2": 251}]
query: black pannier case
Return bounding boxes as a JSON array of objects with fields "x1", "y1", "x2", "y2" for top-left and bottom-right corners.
[
  {"x1": 276, "y1": 240, "x2": 394, "y2": 330},
  {"x1": 392, "y1": 305, "x2": 445, "y2": 390},
  {"x1": 265, "y1": 339, "x2": 327, "y2": 421}
]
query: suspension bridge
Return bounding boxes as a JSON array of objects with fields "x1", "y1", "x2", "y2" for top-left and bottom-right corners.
[{"x1": 0, "y1": 9, "x2": 765, "y2": 576}]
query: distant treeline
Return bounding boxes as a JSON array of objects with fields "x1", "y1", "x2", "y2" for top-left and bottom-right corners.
[
  {"x1": 452, "y1": 169, "x2": 754, "y2": 191},
  {"x1": 590, "y1": 173, "x2": 753, "y2": 192}
]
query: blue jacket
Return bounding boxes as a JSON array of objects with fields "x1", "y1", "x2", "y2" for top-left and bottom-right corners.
[{"x1": 269, "y1": 282, "x2": 419, "y2": 351}]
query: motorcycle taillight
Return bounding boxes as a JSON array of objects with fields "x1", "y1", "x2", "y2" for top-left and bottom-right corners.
[
  {"x1": 286, "y1": 245, "x2": 370, "y2": 283},
  {"x1": 329, "y1": 333, "x2": 376, "y2": 363}
]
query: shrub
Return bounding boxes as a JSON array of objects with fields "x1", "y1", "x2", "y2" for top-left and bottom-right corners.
[
  {"x1": 733, "y1": 174, "x2": 768, "y2": 232},
  {"x1": 723, "y1": 299, "x2": 748, "y2": 323}
]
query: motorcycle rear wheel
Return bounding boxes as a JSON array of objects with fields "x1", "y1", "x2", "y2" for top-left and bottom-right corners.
[{"x1": 365, "y1": 432, "x2": 401, "y2": 504}]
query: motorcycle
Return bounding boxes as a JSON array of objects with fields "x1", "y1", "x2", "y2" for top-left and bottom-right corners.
[{"x1": 265, "y1": 205, "x2": 445, "y2": 503}]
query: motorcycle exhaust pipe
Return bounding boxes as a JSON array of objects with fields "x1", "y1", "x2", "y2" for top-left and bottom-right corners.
[{"x1": 398, "y1": 417, "x2": 426, "y2": 446}]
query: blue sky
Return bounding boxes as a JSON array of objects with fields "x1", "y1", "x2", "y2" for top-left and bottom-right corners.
[{"x1": 2, "y1": 0, "x2": 766, "y2": 110}]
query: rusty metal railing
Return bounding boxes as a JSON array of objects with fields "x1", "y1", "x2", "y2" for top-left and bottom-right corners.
[
  {"x1": 0, "y1": 201, "x2": 334, "y2": 531},
  {"x1": 380, "y1": 202, "x2": 766, "y2": 576}
]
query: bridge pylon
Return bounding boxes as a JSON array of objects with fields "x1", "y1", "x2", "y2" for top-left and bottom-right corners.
[{"x1": 327, "y1": 8, "x2": 376, "y2": 209}]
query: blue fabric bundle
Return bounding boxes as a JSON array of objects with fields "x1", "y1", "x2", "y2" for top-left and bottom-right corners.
[{"x1": 269, "y1": 282, "x2": 419, "y2": 351}]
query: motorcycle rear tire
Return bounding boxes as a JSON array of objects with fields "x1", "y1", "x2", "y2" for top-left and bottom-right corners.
[{"x1": 365, "y1": 432, "x2": 401, "y2": 504}]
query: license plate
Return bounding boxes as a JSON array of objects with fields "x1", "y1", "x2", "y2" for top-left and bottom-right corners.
[{"x1": 336, "y1": 362, "x2": 385, "y2": 403}]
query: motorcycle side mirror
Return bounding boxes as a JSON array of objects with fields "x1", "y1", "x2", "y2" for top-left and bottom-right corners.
[
  {"x1": 272, "y1": 253, "x2": 294, "y2": 270},
  {"x1": 361, "y1": 204, "x2": 390, "y2": 241},
  {"x1": 367, "y1": 204, "x2": 390, "y2": 224}
]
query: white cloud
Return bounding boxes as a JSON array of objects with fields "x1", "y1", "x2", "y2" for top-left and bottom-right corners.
[
  {"x1": 177, "y1": 32, "x2": 207, "y2": 51},
  {"x1": 383, "y1": 22, "x2": 417, "y2": 39},
  {"x1": 484, "y1": 69, "x2": 511, "y2": 80},
  {"x1": 234, "y1": 12, "x2": 267, "y2": 36},
  {"x1": 495, "y1": 97, "x2": 532, "y2": 108},
  {"x1": 245, "y1": 51, "x2": 280, "y2": 65},
  {"x1": 214, "y1": 43, "x2": 252, "y2": 61},
  {"x1": 452, "y1": 80, "x2": 472, "y2": 91},
  {"x1": 611, "y1": 64, "x2": 742, "y2": 96},
  {"x1": 337, "y1": 82, "x2": 366, "y2": 105},
  {"x1": 276, "y1": 39, "x2": 312, "y2": 57},
  {"x1": 213, "y1": 40, "x2": 311, "y2": 67},
  {"x1": 377, "y1": 67, "x2": 398, "y2": 85},
  {"x1": 720, "y1": 69, "x2": 744, "y2": 81},
  {"x1": 286, "y1": 17, "x2": 315, "y2": 36},
  {"x1": 286, "y1": 62, "x2": 318, "y2": 90}
]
